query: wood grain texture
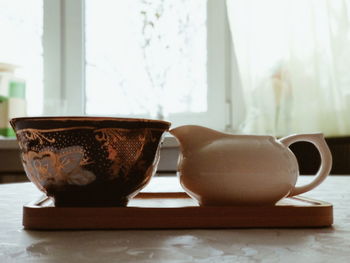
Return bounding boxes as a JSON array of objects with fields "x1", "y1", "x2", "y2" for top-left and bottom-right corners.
[{"x1": 23, "y1": 193, "x2": 333, "y2": 230}]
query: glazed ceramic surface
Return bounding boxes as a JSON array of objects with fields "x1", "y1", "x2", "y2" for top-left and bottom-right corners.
[
  {"x1": 170, "y1": 125, "x2": 332, "y2": 206},
  {"x1": 11, "y1": 117, "x2": 170, "y2": 207}
]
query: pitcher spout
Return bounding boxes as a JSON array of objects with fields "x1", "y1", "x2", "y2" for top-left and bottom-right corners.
[{"x1": 170, "y1": 125, "x2": 225, "y2": 154}]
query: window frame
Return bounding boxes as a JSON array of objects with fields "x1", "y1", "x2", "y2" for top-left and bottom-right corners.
[
  {"x1": 43, "y1": 0, "x2": 235, "y2": 131},
  {"x1": 43, "y1": 0, "x2": 85, "y2": 115}
]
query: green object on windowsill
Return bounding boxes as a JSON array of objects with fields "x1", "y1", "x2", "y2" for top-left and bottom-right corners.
[
  {"x1": 0, "y1": 94, "x2": 18, "y2": 137},
  {"x1": 0, "y1": 95, "x2": 8, "y2": 136},
  {"x1": 0, "y1": 128, "x2": 15, "y2": 137}
]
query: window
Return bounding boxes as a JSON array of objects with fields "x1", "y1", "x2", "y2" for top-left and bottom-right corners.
[
  {"x1": 3, "y1": 1, "x2": 348, "y2": 136},
  {"x1": 2, "y1": 1, "x2": 350, "y2": 174},
  {"x1": 0, "y1": 0, "x2": 43, "y2": 116},
  {"x1": 226, "y1": 0, "x2": 350, "y2": 137},
  {"x1": 42, "y1": 0, "x2": 231, "y2": 131},
  {"x1": 85, "y1": 0, "x2": 207, "y2": 118},
  {"x1": 0, "y1": 0, "x2": 232, "y2": 174}
]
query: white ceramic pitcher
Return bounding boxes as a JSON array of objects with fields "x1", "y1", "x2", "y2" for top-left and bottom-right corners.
[{"x1": 170, "y1": 125, "x2": 332, "y2": 206}]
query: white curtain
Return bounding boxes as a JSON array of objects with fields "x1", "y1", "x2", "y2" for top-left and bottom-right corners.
[{"x1": 227, "y1": 0, "x2": 350, "y2": 137}]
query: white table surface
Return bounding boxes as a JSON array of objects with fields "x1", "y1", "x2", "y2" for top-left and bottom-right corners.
[{"x1": 0, "y1": 176, "x2": 349, "y2": 263}]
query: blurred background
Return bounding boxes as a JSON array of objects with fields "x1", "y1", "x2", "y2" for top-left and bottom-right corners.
[{"x1": 1, "y1": 0, "x2": 350, "y2": 183}]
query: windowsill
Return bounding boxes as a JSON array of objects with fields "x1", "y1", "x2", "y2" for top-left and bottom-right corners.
[
  {"x1": 161, "y1": 135, "x2": 179, "y2": 148},
  {"x1": 0, "y1": 137, "x2": 19, "y2": 149}
]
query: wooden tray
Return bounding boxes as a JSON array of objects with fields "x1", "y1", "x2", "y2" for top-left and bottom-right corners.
[{"x1": 23, "y1": 192, "x2": 333, "y2": 230}]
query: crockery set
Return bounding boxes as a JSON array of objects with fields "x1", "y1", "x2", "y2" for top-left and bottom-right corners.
[{"x1": 11, "y1": 116, "x2": 332, "y2": 208}]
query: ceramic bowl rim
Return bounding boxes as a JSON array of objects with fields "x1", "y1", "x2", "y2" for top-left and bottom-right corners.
[{"x1": 10, "y1": 116, "x2": 171, "y2": 126}]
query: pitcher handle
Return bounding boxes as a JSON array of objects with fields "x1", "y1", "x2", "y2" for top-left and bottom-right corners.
[{"x1": 279, "y1": 133, "x2": 332, "y2": 197}]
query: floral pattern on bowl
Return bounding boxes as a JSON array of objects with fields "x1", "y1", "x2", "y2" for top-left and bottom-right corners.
[{"x1": 22, "y1": 146, "x2": 96, "y2": 187}]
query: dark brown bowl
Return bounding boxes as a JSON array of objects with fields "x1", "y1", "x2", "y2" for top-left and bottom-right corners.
[{"x1": 10, "y1": 116, "x2": 170, "y2": 207}]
